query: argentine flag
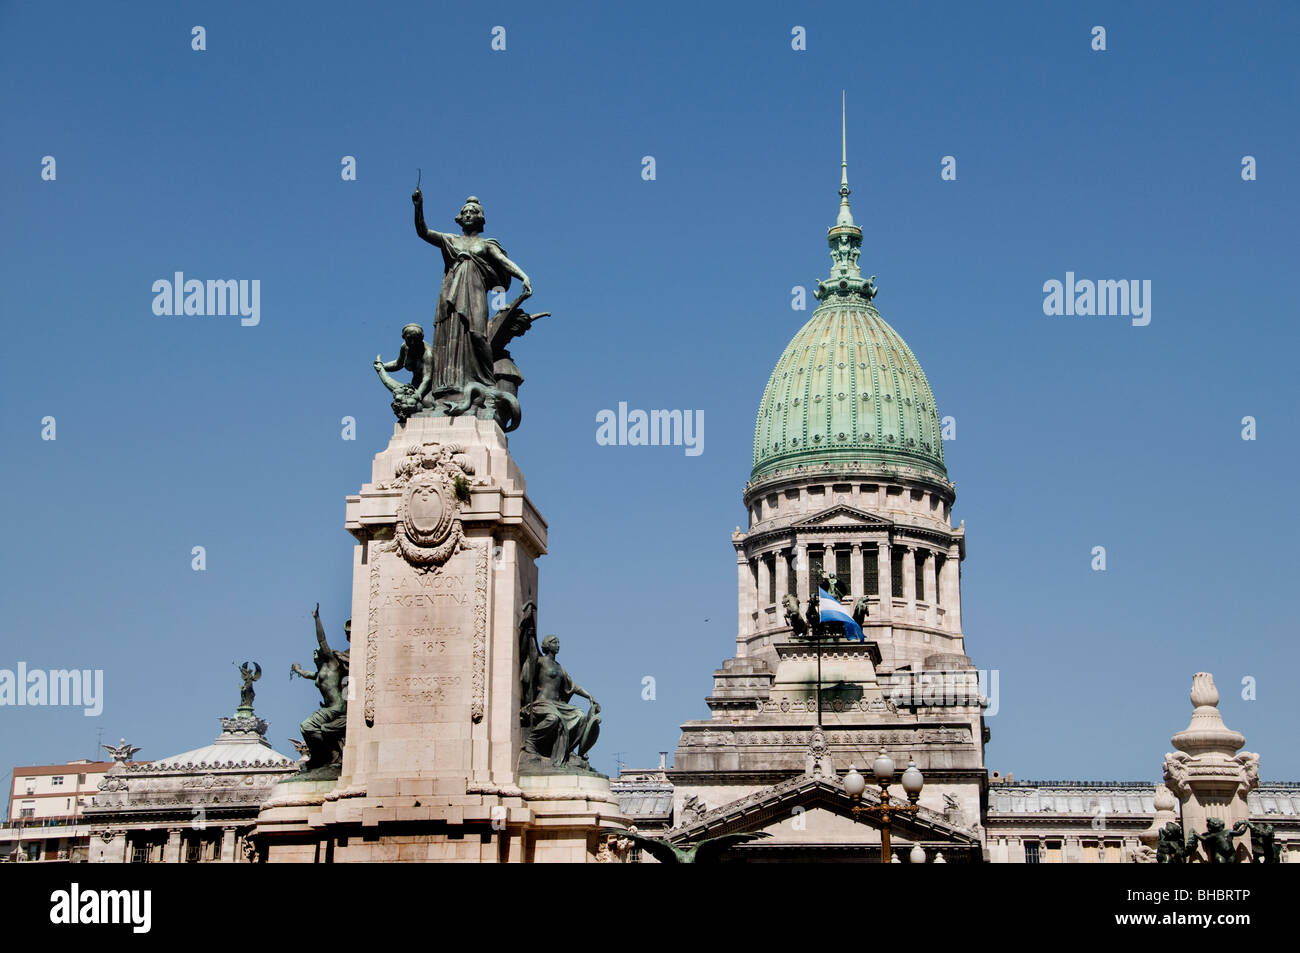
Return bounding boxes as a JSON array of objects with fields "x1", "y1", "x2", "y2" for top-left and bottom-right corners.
[{"x1": 819, "y1": 588, "x2": 864, "y2": 642}]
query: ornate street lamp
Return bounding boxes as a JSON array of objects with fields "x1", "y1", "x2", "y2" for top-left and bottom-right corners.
[{"x1": 844, "y1": 749, "x2": 924, "y2": 863}]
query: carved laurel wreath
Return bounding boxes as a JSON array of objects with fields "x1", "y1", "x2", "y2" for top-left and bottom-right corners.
[{"x1": 393, "y1": 442, "x2": 475, "y2": 568}]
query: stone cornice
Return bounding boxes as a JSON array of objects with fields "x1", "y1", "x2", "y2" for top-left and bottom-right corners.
[
  {"x1": 984, "y1": 816, "x2": 1153, "y2": 830},
  {"x1": 83, "y1": 805, "x2": 262, "y2": 823},
  {"x1": 742, "y1": 520, "x2": 960, "y2": 554},
  {"x1": 744, "y1": 464, "x2": 956, "y2": 508},
  {"x1": 666, "y1": 767, "x2": 988, "y2": 786}
]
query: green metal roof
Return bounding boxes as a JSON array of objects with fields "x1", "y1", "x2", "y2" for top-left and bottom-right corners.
[
  {"x1": 751, "y1": 98, "x2": 947, "y2": 486},
  {"x1": 750, "y1": 301, "x2": 948, "y2": 484}
]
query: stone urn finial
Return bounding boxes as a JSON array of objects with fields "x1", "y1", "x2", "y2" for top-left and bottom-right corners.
[
  {"x1": 1189, "y1": 672, "x2": 1218, "y2": 708},
  {"x1": 1137, "y1": 783, "x2": 1180, "y2": 859},
  {"x1": 1152, "y1": 783, "x2": 1175, "y2": 813},
  {"x1": 1172, "y1": 672, "x2": 1244, "y2": 757}
]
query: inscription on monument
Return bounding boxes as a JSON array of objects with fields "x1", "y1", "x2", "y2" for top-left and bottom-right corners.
[{"x1": 371, "y1": 545, "x2": 484, "y2": 728}]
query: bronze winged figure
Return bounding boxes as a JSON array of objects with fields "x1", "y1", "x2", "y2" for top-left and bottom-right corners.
[{"x1": 603, "y1": 828, "x2": 770, "y2": 864}]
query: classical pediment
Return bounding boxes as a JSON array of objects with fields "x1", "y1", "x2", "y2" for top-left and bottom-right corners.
[
  {"x1": 667, "y1": 773, "x2": 980, "y2": 856},
  {"x1": 792, "y1": 504, "x2": 892, "y2": 530}
]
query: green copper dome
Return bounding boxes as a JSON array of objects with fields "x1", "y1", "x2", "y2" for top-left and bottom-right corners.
[
  {"x1": 751, "y1": 101, "x2": 947, "y2": 486},
  {"x1": 751, "y1": 301, "x2": 948, "y2": 484}
]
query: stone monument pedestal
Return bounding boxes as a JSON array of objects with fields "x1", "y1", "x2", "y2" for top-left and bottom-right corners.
[
  {"x1": 519, "y1": 773, "x2": 626, "y2": 863},
  {"x1": 255, "y1": 415, "x2": 625, "y2": 862},
  {"x1": 256, "y1": 778, "x2": 337, "y2": 863}
]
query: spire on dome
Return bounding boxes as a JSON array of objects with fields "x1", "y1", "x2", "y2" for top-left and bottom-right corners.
[
  {"x1": 836, "y1": 90, "x2": 855, "y2": 228},
  {"x1": 816, "y1": 92, "x2": 877, "y2": 303}
]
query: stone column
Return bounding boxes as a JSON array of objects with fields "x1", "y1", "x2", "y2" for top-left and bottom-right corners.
[
  {"x1": 163, "y1": 829, "x2": 182, "y2": 864},
  {"x1": 923, "y1": 549, "x2": 937, "y2": 605},
  {"x1": 220, "y1": 827, "x2": 236, "y2": 863},
  {"x1": 756, "y1": 555, "x2": 771, "y2": 612},
  {"x1": 795, "y1": 542, "x2": 810, "y2": 603},
  {"x1": 903, "y1": 546, "x2": 917, "y2": 618},
  {"x1": 775, "y1": 549, "x2": 789, "y2": 602},
  {"x1": 735, "y1": 539, "x2": 756, "y2": 640},
  {"x1": 944, "y1": 544, "x2": 962, "y2": 631},
  {"x1": 850, "y1": 543, "x2": 863, "y2": 600},
  {"x1": 876, "y1": 541, "x2": 892, "y2": 622}
]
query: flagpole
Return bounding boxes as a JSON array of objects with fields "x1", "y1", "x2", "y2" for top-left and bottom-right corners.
[{"x1": 816, "y1": 633, "x2": 823, "y2": 728}]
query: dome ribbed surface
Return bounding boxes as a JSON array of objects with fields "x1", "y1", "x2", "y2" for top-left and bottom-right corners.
[{"x1": 751, "y1": 300, "x2": 947, "y2": 484}]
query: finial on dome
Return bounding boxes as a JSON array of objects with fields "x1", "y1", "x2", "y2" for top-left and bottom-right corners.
[
  {"x1": 815, "y1": 93, "x2": 873, "y2": 303},
  {"x1": 837, "y1": 90, "x2": 855, "y2": 228}
]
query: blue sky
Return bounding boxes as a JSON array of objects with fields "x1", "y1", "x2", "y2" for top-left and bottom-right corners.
[{"x1": 1, "y1": 1, "x2": 1297, "y2": 785}]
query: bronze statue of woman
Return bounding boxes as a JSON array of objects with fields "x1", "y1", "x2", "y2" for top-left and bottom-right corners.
[{"x1": 412, "y1": 189, "x2": 532, "y2": 402}]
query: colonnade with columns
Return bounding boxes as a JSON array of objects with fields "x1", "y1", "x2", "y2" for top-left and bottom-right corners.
[{"x1": 736, "y1": 535, "x2": 962, "y2": 639}]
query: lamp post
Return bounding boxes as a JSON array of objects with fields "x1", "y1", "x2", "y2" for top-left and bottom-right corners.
[{"x1": 844, "y1": 748, "x2": 924, "y2": 863}]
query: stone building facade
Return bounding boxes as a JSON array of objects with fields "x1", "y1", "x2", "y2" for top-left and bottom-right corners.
[
  {"x1": 983, "y1": 776, "x2": 1300, "y2": 863},
  {"x1": 83, "y1": 706, "x2": 296, "y2": 863},
  {"x1": 659, "y1": 135, "x2": 987, "y2": 861}
]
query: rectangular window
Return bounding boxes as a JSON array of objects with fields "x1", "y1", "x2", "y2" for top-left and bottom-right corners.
[
  {"x1": 765, "y1": 555, "x2": 776, "y2": 606},
  {"x1": 1024, "y1": 841, "x2": 1040, "y2": 864},
  {"x1": 891, "y1": 547, "x2": 905, "y2": 597},
  {"x1": 835, "y1": 549, "x2": 851, "y2": 593},
  {"x1": 863, "y1": 547, "x2": 879, "y2": 595},
  {"x1": 51, "y1": 776, "x2": 64, "y2": 786},
  {"x1": 131, "y1": 844, "x2": 149, "y2": 864},
  {"x1": 77, "y1": 774, "x2": 87, "y2": 785},
  {"x1": 20, "y1": 808, "x2": 34, "y2": 819},
  {"x1": 933, "y1": 555, "x2": 945, "y2": 605},
  {"x1": 787, "y1": 554, "x2": 797, "y2": 596},
  {"x1": 915, "y1": 551, "x2": 926, "y2": 601}
]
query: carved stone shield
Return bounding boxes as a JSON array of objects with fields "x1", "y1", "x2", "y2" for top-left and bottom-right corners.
[
  {"x1": 407, "y1": 483, "x2": 447, "y2": 538},
  {"x1": 393, "y1": 442, "x2": 471, "y2": 568}
]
